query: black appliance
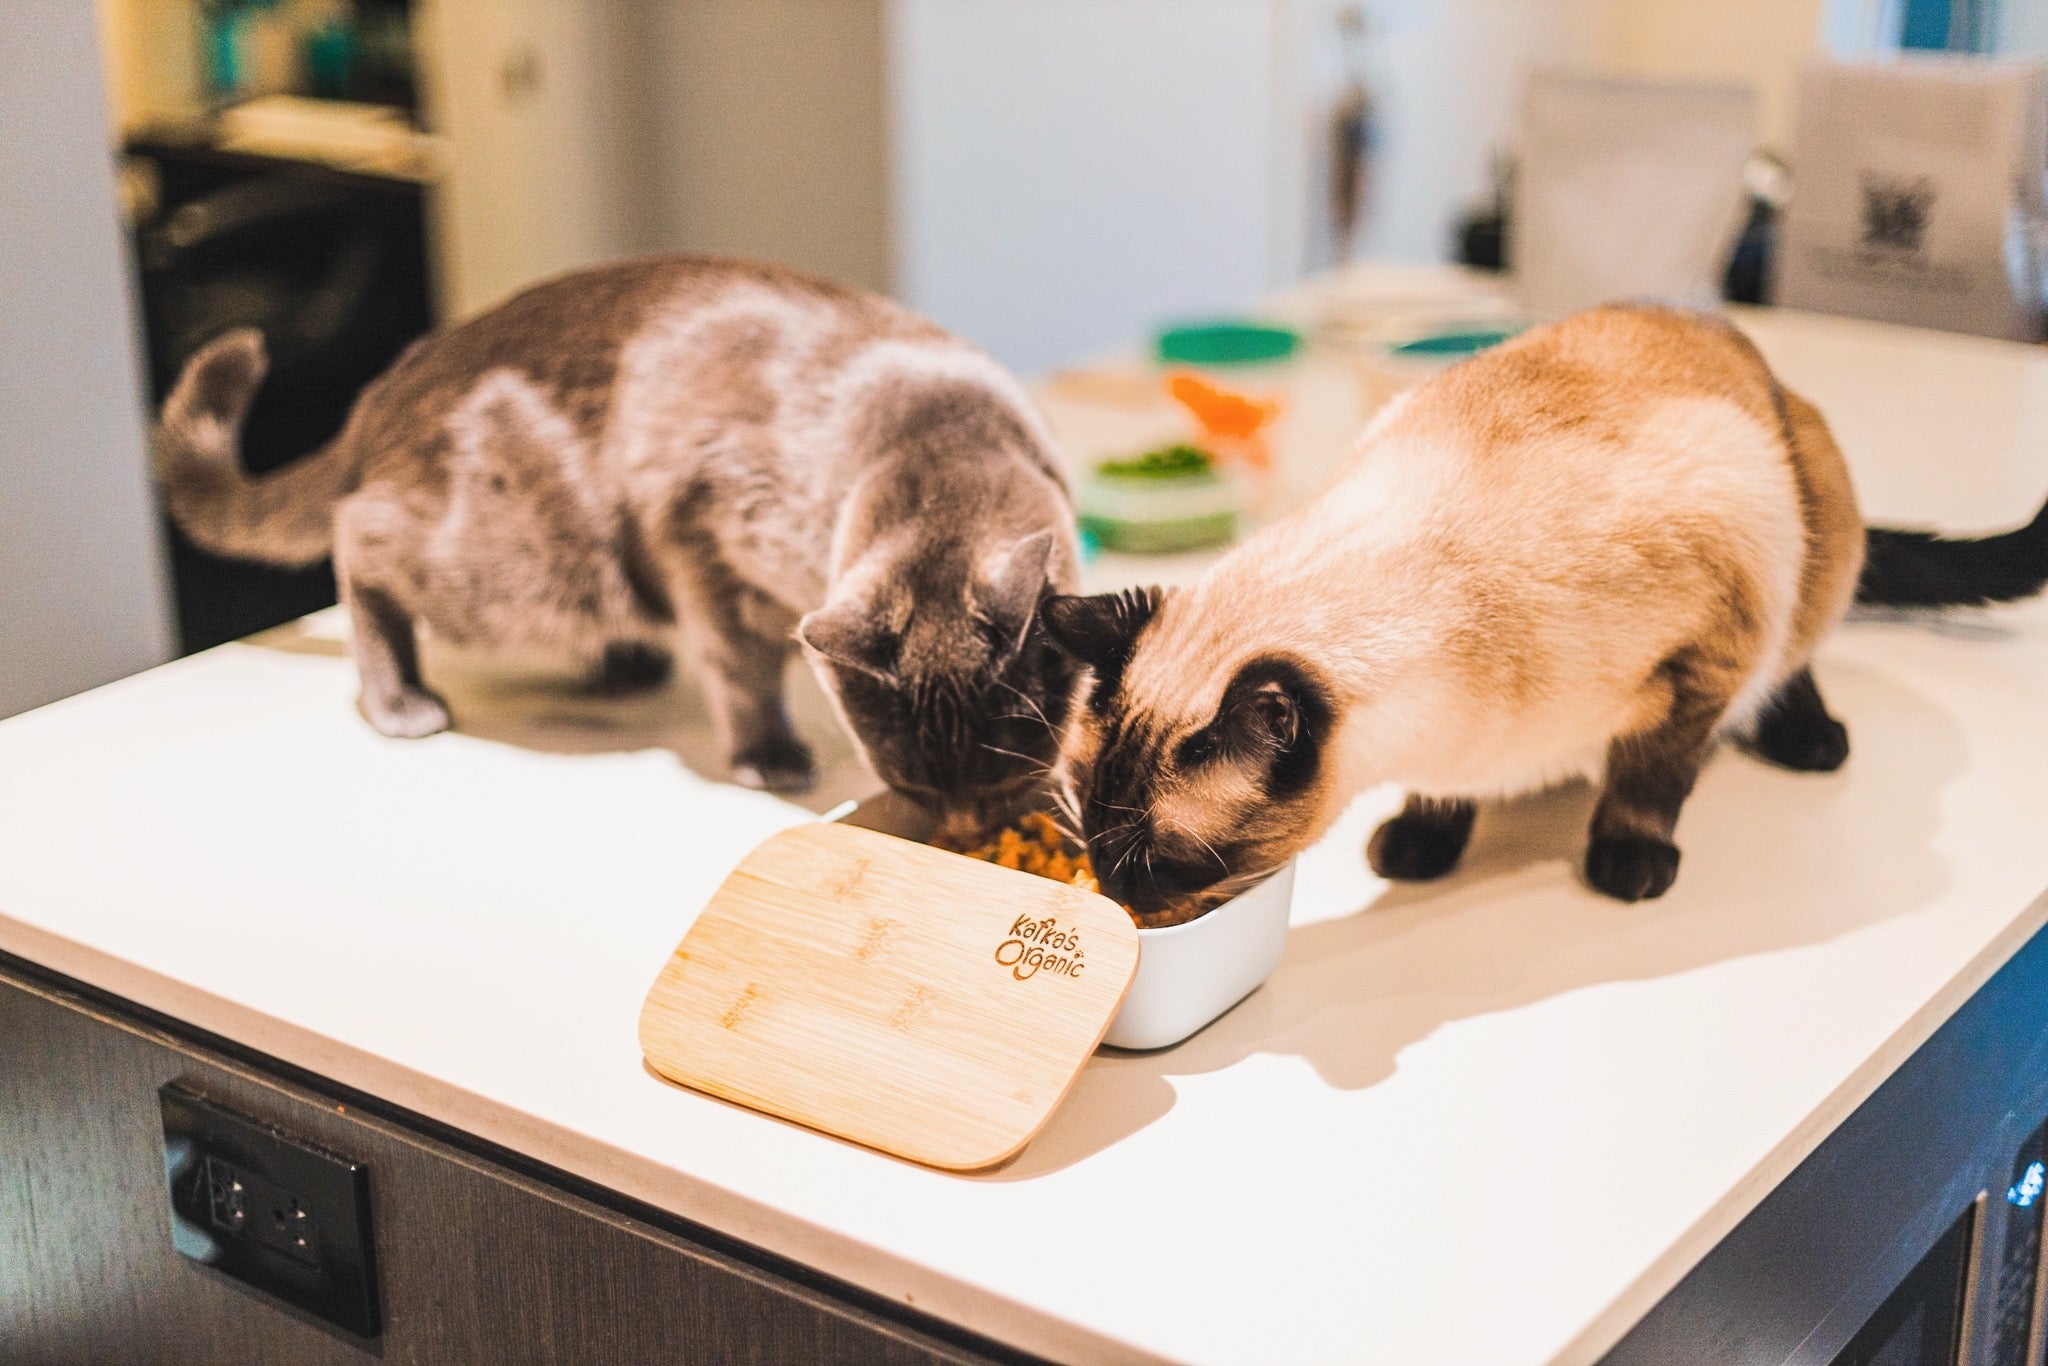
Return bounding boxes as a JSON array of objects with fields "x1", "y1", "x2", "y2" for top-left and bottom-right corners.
[
  {"x1": 126, "y1": 135, "x2": 435, "y2": 653},
  {"x1": 1605, "y1": 923, "x2": 2048, "y2": 1366}
]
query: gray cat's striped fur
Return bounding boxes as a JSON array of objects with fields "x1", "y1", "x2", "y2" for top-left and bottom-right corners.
[{"x1": 156, "y1": 256, "x2": 1080, "y2": 829}]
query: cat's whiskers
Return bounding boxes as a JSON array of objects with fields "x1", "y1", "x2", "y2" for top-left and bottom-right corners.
[
  {"x1": 1045, "y1": 775, "x2": 1085, "y2": 845},
  {"x1": 1097, "y1": 816, "x2": 1147, "y2": 879},
  {"x1": 978, "y1": 741, "x2": 1050, "y2": 772},
  {"x1": 1160, "y1": 812, "x2": 1227, "y2": 873},
  {"x1": 992, "y1": 677, "x2": 1054, "y2": 733}
]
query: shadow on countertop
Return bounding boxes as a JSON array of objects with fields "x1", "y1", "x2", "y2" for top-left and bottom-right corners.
[
  {"x1": 245, "y1": 614, "x2": 878, "y2": 815},
  {"x1": 995, "y1": 658, "x2": 1968, "y2": 1180},
  {"x1": 246, "y1": 617, "x2": 1973, "y2": 1186}
]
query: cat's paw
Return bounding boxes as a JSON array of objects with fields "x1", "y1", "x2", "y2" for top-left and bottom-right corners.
[
  {"x1": 362, "y1": 686, "x2": 452, "y2": 740},
  {"x1": 592, "y1": 642, "x2": 673, "y2": 695},
  {"x1": 1367, "y1": 810, "x2": 1470, "y2": 881},
  {"x1": 1584, "y1": 835, "x2": 1681, "y2": 902},
  {"x1": 1749, "y1": 710, "x2": 1850, "y2": 773},
  {"x1": 731, "y1": 734, "x2": 816, "y2": 795}
]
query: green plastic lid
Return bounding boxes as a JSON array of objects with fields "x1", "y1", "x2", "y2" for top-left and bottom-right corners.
[
  {"x1": 1387, "y1": 327, "x2": 1518, "y2": 358},
  {"x1": 1155, "y1": 321, "x2": 1301, "y2": 366}
]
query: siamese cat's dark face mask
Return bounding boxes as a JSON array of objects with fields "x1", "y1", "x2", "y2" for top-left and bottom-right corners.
[
  {"x1": 799, "y1": 532, "x2": 1078, "y2": 842},
  {"x1": 1042, "y1": 588, "x2": 1334, "y2": 919}
]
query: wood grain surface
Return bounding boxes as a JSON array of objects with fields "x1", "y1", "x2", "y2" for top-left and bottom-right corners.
[
  {"x1": 0, "y1": 964, "x2": 1015, "y2": 1365},
  {"x1": 639, "y1": 824, "x2": 1140, "y2": 1171}
]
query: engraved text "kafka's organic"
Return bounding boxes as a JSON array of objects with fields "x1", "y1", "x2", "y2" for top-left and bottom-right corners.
[{"x1": 994, "y1": 914, "x2": 1086, "y2": 981}]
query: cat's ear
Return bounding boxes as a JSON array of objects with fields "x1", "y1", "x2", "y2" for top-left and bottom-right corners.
[
  {"x1": 1229, "y1": 681, "x2": 1300, "y2": 751},
  {"x1": 1215, "y1": 656, "x2": 1333, "y2": 795},
  {"x1": 798, "y1": 597, "x2": 898, "y2": 683},
  {"x1": 1042, "y1": 586, "x2": 1165, "y2": 678},
  {"x1": 975, "y1": 531, "x2": 1058, "y2": 654}
]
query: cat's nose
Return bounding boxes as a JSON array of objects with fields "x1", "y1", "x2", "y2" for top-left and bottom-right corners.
[
  {"x1": 1095, "y1": 862, "x2": 1171, "y2": 917},
  {"x1": 1088, "y1": 837, "x2": 1158, "y2": 913},
  {"x1": 934, "y1": 780, "x2": 1046, "y2": 847},
  {"x1": 932, "y1": 804, "x2": 998, "y2": 850}
]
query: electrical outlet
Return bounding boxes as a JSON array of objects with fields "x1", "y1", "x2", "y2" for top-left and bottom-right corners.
[
  {"x1": 200, "y1": 1154, "x2": 320, "y2": 1266},
  {"x1": 160, "y1": 1084, "x2": 379, "y2": 1338}
]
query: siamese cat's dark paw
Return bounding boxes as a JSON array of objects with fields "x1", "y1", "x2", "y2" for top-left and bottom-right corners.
[
  {"x1": 362, "y1": 687, "x2": 452, "y2": 740},
  {"x1": 1583, "y1": 835, "x2": 1681, "y2": 902},
  {"x1": 731, "y1": 734, "x2": 816, "y2": 794},
  {"x1": 1744, "y1": 666, "x2": 1850, "y2": 773},
  {"x1": 592, "y1": 642, "x2": 674, "y2": 695},
  {"x1": 1367, "y1": 799, "x2": 1477, "y2": 881},
  {"x1": 1748, "y1": 708, "x2": 1850, "y2": 773}
]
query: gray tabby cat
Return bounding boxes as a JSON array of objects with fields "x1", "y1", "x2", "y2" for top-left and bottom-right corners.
[{"x1": 155, "y1": 256, "x2": 1080, "y2": 833}]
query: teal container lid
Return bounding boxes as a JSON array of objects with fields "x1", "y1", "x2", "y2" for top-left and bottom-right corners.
[
  {"x1": 1155, "y1": 321, "x2": 1301, "y2": 366},
  {"x1": 1387, "y1": 327, "x2": 1518, "y2": 358}
]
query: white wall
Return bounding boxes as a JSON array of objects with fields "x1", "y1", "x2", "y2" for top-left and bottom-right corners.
[
  {"x1": 628, "y1": 0, "x2": 890, "y2": 293},
  {"x1": 0, "y1": 0, "x2": 174, "y2": 720},
  {"x1": 887, "y1": 0, "x2": 1279, "y2": 376},
  {"x1": 1597, "y1": 0, "x2": 1824, "y2": 150},
  {"x1": 1343, "y1": 0, "x2": 1605, "y2": 263},
  {"x1": 417, "y1": 0, "x2": 891, "y2": 318},
  {"x1": 1283, "y1": 0, "x2": 1826, "y2": 268},
  {"x1": 1996, "y1": 0, "x2": 2048, "y2": 57},
  {"x1": 884, "y1": 0, "x2": 1625, "y2": 364}
]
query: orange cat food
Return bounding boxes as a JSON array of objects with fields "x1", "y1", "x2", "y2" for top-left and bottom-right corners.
[
  {"x1": 962, "y1": 811, "x2": 1098, "y2": 893},
  {"x1": 959, "y1": 812, "x2": 1211, "y2": 929}
]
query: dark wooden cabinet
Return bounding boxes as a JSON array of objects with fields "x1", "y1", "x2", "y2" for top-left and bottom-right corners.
[
  {"x1": 1600, "y1": 922, "x2": 2048, "y2": 1366},
  {"x1": 0, "y1": 963, "x2": 1025, "y2": 1366},
  {"x1": 24, "y1": 920, "x2": 2048, "y2": 1366}
]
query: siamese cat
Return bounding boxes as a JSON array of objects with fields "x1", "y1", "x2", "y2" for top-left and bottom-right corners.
[
  {"x1": 156, "y1": 256, "x2": 1079, "y2": 836},
  {"x1": 1045, "y1": 304, "x2": 2048, "y2": 911}
]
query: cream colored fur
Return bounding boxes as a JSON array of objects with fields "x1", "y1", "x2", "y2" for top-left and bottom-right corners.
[{"x1": 1062, "y1": 304, "x2": 1868, "y2": 906}]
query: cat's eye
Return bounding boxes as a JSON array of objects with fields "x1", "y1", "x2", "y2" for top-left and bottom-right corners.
[
  {"x1": 1176, "y1": 730, "x2": 1218, "y2": 768},
  {"x1": 973, "y1": 615, "x2": 1010, "y2": 654}
]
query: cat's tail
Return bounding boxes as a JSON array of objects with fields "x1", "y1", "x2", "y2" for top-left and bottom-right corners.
[
  {"x1": 154, "y1": 328, "x2": 357, "y2": 566},
  {"x1": 1857, "y1": 495, "x2": 2048, "y2": 608}
]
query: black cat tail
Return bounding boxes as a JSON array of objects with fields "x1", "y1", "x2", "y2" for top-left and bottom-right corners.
[
  {"x1": 1857, "y1": 494, "x2": 2048, "y2": 607},
  {"x1": 154, "y1": 328, "x2": 359, "y2": 567}
]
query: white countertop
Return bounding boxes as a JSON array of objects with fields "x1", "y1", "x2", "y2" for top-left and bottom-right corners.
[{"x1": 7, "y1": 268, "x2": 2048, "y2": 1363}]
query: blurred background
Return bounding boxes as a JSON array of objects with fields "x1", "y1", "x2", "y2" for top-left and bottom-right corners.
[{"x1": 8, "y1": 0, "x2": 2048, "y2": 719}]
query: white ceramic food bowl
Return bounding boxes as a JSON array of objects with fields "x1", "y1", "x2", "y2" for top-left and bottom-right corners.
[{"x1": 825, "y1": 792, "x2": 1295, "y2": 1051}]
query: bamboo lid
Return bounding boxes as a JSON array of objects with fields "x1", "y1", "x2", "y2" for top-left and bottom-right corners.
[{"x1": 638, "y1": 822, "x2": 1140, "y2": 1171}]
